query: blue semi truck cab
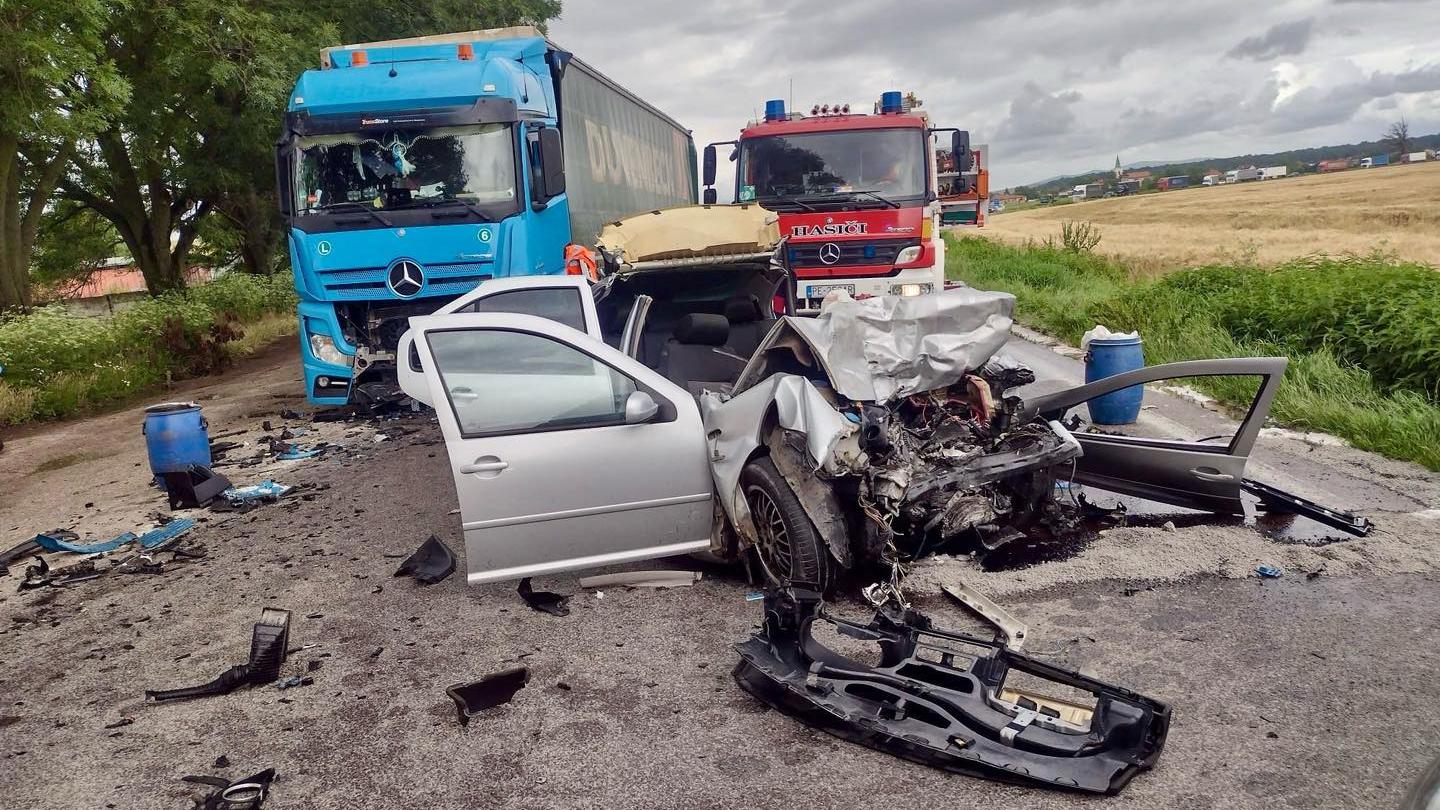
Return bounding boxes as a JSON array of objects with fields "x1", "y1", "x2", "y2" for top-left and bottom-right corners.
[{"x1": 275, "y1": 28, "x2": 696, "y2": 405}]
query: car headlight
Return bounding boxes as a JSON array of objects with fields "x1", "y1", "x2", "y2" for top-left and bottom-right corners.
[
  {"x1": 894, "y1": 245, "x2": 923, "y2": 264},
  {"x1": 309, "y1": 334, "x2": 354, "y2": 367}
]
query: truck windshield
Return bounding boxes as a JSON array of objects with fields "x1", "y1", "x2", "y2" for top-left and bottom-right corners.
[
  {"x1": 295, "y1": 123, "x2": 516, "y2": 214},
  {"x1": 738, "y1": 128, "x2": 926, "y2": 205}
]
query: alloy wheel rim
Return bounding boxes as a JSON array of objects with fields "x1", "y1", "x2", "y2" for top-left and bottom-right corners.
[{"x1": 746, "y1": 484, "x2": 794, "y2": 584}]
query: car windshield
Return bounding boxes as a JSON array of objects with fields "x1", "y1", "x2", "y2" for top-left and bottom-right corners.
[
  {"x1": 295, "y1": 123, "x2": 516, "y2": 213},
  {"x1": 738, "y1": 128, "x2": 926, "y2": 203}
]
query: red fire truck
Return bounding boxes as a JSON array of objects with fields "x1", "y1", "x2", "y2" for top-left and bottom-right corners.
[{"x1": 703, "y1": 92, "x2": 969, "y2": 313}]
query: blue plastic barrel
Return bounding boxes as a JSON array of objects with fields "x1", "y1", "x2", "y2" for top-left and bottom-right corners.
[
  {"x1": 143, "y1": 403, "x2": 211, "y2": 485},
  {"x1": 1085, "y1": 336, "x2": 1144, "y2": 424}
]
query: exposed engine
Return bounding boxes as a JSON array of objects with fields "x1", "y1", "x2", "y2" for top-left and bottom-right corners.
[{"x1": 815, "y1": 357, "x2": 1099, "y2": 589}]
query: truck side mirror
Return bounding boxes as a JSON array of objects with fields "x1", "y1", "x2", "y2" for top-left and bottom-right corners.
[
  {"x1": 702, "y1": 144, "x2": 717, "y2": 188},
  {"x1": 274, "y1": 141, "x2": 295, "y2": 219},
  {"x1": 703, "y1": 188, "x2": 717, "y2": 205},
  {"x1": 953, "y1": 130, "x2": 972, "y2": 173},
  {"x1": 538, "y1": 127, "x2": 566, "y2": 199}
]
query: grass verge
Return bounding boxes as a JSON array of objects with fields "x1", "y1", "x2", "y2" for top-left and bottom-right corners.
[
  {"x1": 946, "y1": 234, "x2": 1440, "y2": 471},
  {"x1": 0, "y1": 274, "x2": 297, "y2": 426}
]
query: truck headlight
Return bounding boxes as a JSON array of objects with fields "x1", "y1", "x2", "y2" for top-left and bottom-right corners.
[
  {"x1": 895, "y1": 245, "x2": 923, "y2": 264},
  {"x1": 309, "y1": 334, "x2": 353, "y2": 367}
]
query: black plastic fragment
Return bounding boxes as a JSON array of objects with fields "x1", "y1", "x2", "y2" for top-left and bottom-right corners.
[
  {"x1": 732, "y1": 587, "x2": 1170, "y2": 795},
  {"x1": 146, "y1": 608, "x2": 291, "y2": 703},
  {"x1": 162, "y1": 465, "x2": 233, "y2": 510},
  {"x1": 183, "y1": 767, "x2": 276, "y2": 809},
  {"x1": 393, "y1": 535, "x2": 456, "y2": 584},
  {"x1": 446, "y1": 667, "x2": 529, "y2": 726},
  {"x1": 517, "y1": 577, "x2": 570, "y2": 616}
]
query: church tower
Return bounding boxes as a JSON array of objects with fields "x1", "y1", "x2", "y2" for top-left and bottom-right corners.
[{"x1": 1114, "y1": 155, "x2": 1123, "y2": 180}]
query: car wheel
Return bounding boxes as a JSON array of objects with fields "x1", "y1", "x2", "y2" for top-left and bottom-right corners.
[{"x1": 741, "y1": 456, "x2": 838, "y2": 593}]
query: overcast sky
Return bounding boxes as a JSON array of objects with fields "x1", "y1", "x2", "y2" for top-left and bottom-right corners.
[{"x1": 551, "y1": 0, "x2": 1440, "y2": 188}]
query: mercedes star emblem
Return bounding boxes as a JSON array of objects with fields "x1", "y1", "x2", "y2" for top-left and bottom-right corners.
[
  {"x1": 387, "y1": 260, "x2": 425, "y2": 298},
  {"x1": 818, "y1": 243, "x2": 842, "y2": 265}
]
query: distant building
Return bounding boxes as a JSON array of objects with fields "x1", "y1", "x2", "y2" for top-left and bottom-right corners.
[
  {"x1": 1113, "y1": 155, "x2": 1123, "y2": 180},
  {"x1": 1121, "y1": 169, "x2": 1152, "y2": 182},
  {"x1": 38, "y1": 260, "x2": 216, "y2": 316}
]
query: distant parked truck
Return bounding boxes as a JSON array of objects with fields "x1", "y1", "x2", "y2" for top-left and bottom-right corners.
[
  {"x1": 1318, "y1": 159, "x2": 1350, "y2": 173},
  {"x1": 1225, "y1": 167, "x2": 1261, "y2": 183},
  {"x1": 1403, "y1": 151, "x2": 1429, "y2": 163},
  {"x1": 1202, "y1": 174, "x2": 1221, "y2": 186},
  {"x1": 1260, "y1": 166, "x2": 1287, "y2": 180},
  {"x1": 1360, "y1": 154, "x2": 1389, "y2": 168},
  {"x1": 1071, "y1": 182, "x2": 1105, "y2": 200},
  {"x1": 1156, "y1": 175, "x2": 1189, "y2": 191}
]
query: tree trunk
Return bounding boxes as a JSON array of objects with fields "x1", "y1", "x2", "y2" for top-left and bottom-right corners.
[
  {"x1": 0, "y1": 143, "x2": 27, "y2": 310},
  {"x1": 221, "y1": 188, "x2": 283, "y2": 275}
]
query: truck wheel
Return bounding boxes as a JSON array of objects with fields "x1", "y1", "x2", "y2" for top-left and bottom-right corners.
[{"x1": 740, "y1": 456, "x2": 838, "y2": 593}]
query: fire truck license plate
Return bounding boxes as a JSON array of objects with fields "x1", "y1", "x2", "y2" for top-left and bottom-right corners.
[{"x1": 807, "y1": 284, "x2": 855, "y2": 298}]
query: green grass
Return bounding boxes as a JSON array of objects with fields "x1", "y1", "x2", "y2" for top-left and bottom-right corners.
[
  {"x1": 0, "y1": 273, "x2": 297, "y2": 425},
  {"x1": 946, "y1": 234, "x2": 1440, "y2": 470}
]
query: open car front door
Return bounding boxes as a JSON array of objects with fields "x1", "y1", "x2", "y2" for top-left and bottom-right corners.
[
  {"x1": 398, "y1": 276, "x2": 601, "y2": 407},
  {"x1": 408, "y1": 312, "x2": 713, "y2": 584},
  {"x1": 1021, "y1": 358, "x2": 1287, "y2": 514}
]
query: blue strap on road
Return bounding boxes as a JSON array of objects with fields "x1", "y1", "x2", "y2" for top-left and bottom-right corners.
[
  {"x1": 33, "y1": 531, "x2": 137, "y2": 554},
  {"x1": 32, "y1": 518, "x2": 195, "y2": 554},
  {"x1": 136, "y1": 518, "x2": 196, "y2": 549}
]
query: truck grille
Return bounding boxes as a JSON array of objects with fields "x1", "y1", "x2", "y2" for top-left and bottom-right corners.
[
  {"x1": 789, "y1": 239, "x2": 918, "y2": 268},
  {"x1": 314, "y1": 262, "x2": 491, "y2": 301}
]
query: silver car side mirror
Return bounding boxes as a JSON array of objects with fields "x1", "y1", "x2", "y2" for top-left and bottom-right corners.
[{"x1": 624, "y1": 390, "x2": 659, "y2": 424}]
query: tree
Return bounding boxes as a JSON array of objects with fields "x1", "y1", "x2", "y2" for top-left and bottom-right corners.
[
  {"x1": 1386, "y1": 118, "x2": 1411, "y2": 157},
  {"x1": 182, "y1": 0, "x2": 564, "y2": 277},
  {"x1": 29, "y1": 200, "x2": 126, "y2": 297},
  {"x1": 61, "y1": 1, "x2": 324, "y2": 293},
  {"x1": 0, "y1": 0, "x2": 124, "y2": 310}
]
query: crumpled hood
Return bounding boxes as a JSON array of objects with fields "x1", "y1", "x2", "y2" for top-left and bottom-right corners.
[{"x1": 779, "y1": 287, "x2": 1016, "y2": 403}]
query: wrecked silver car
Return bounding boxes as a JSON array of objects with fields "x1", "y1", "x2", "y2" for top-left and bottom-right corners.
[{"x1": 395, "y1": 203, "x2": 1312, "y2": 589}]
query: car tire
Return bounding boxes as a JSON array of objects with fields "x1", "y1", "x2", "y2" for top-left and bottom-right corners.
[{"x1": 740, "y1": 456, "x2": 838, "y2": 593}]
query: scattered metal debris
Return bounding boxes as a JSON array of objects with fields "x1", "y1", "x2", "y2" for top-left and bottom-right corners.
[
  {"x1": 162, "y1": 465, "x2": 233, "y2": 510},
  {"x1": 941, "y1": 582, "x2": 1028, "y2": 650},
  {"x1": 274, "y1": 675, "x2": 314, "y2": 690},
  {"x1": 182, "y1": 768, "x2": 276, "y2": 809},
  {"x1": 446, "y1": 667, "x2": 529, "y2": 726},
  {"x1": 393, "y1": 536, "x2": 456, "y2": 584},
  {"x1": 1256, "y1": 564, "x2": 1283, "y2": 578},
  {"x1": 733, "y1": 587, "x2": 1170, "y2": 794},
  {"x1": 517, "y1": 578, "x2": 570, "y2": 616},
  {"x1": 146, "y1": 608, "x2": 292, "y2": 704},
  {"x1": 577, "y1": 570, "x2": 702, "y2": 589}
]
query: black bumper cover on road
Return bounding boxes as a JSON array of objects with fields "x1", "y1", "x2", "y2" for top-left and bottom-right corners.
[{"x1": 733, "y1": 588, "x2": 1171, "y2": 794}]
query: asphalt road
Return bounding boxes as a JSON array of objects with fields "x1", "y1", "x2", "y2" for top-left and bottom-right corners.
[{"x1": 1, "y1": 334, "x2": 1438, "y2": 809}]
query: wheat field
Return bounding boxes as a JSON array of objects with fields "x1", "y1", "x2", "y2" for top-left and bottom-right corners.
[{"x1": 985, "y1": 160, "x2": 1440, "y2": 271}]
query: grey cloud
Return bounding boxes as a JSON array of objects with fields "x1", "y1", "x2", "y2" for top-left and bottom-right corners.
[
  {"x1": 995, "y1": 83, "x2": 1083, "y2": 153},
  {"x1": 552, "y1": 0, "x2": 1440, "y2": 188},
  {"x1": 1228, "y1": 19, "x2": 1314, "y2": 60},
  {"x1": 1271, "y1": 63, "x2": 1440, "y2": 131}
]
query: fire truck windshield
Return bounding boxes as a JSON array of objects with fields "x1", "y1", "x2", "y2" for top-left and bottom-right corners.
[{"x1": 738, "y1": 128, "x2": 926, "y2": 206}]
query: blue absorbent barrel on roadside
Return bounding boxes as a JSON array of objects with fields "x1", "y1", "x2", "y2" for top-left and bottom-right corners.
[
  {"x1": 143, "y1": 403, "x2": 211, "y2": 485},
  {"x1": 1085, "y1": 336, "x2": 1144, "y2": 425}
]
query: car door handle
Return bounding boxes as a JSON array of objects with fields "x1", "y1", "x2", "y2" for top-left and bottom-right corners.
[
  {"x1": 460, "y1": 458, "x2": 509, "y2": 475},
  {"x1": 1190, "y1": 467, "x2": 1236, "y2": 482},
  {"x1": 450, "y1": 387, "x2": 479, "y2": 401}
]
